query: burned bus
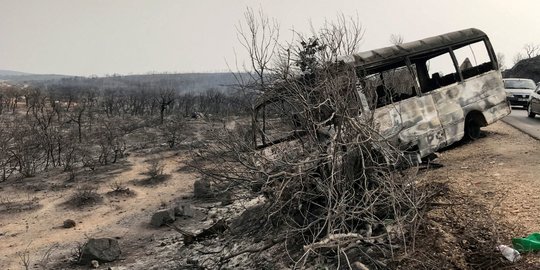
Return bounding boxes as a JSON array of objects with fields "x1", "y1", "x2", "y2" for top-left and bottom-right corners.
[{"x1": 253, "y1": 28, "x2": 510, "y2": 160}]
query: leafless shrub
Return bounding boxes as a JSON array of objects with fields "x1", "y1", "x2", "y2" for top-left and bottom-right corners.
[
  {"x1": 134, "y1": 159, "x2": 170, "y2": 186},
  {"x1": 17, "y1": 248, "x2": 31, "y2": 270},
  {"x1": 146, "y1": 159, "x2": 164, "y2": 179},
  {"x1": 70, "y1": 242, "x2": 84, "y2": 264},
  {"x1": 65, "y1": 186, "x2": 103, "y2": 208},
  {"x1": 161, "y1": 114, "x2": 186, "y2": 148},
  {"x1": 15, "y1": 242, "x2": 57, "y2": 270},
  {"x1": 36, "y1": 243, "x2": 59, "y2": 269},
  {"x1": 107, "y1": 181, "x2": 135, "y2": 197}
]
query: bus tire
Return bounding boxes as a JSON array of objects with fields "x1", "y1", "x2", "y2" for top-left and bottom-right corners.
[{"x1": 464, "y1": 116, "x2": 481, "y2": 140}]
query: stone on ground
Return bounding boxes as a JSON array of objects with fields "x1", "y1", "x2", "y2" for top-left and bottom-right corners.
[
  {"x1": 79, "y1": 238, "x2": 121, "y2": 265},
  {"x1": 193, "y1": 179, "x2": 212, "y2": 198},
  {"x1": 151, "y1": 208, "x2": 176, "y2": 227}
]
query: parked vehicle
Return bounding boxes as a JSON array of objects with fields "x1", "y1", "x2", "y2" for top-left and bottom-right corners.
[
  {"x1": 527, "y1": 84, "x2": 540, "y2": 118},
  {"x1": 254, "y1": 28, "x2": 510, "y2": 159},
  {"x1": 503, "y1": 78, "x2": 536, "y2": 108}
]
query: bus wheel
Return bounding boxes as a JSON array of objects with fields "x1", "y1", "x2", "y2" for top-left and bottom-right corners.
[{"x1": 464, "y1": 117, "x2": 481, "y2": 140}]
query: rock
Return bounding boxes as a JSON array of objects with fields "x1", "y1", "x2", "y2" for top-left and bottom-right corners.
[
  {"x1": 174, "y1": 204, "x2": 194, "y2": 217},
  {"x1": 91, "y1": 260, "x2": 99, "y2": 268},
  {"x1": 193, "y1": 179, "x2": 212, "y2": 198},
  {"x1": 221, "y1": 191, "x2": 233, "y2": 206},
  {"x1": 63, "y1": 219, "x2": 76, "y2": 228},
  {"x1": 79, "y1": 238, "x2": 121, "y2": 265},
  {"x1": 150, "y1": 209, "x2": 176, "y2": 227}
]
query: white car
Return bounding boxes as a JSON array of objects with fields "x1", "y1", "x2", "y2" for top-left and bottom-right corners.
[
  {"x1": 527, "y1": 83, "x2": 540, "y2": 118},
  {"x1": 503, "y1": 78, "x2": 536, "y2": 108}
]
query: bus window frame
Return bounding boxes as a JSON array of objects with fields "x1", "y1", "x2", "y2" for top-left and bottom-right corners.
[{"x1": 404, "y1": 38, "x2": 497, "y2": 95}]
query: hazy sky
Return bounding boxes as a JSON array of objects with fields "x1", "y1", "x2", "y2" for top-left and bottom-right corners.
[{"x1": 1, "y1": 0, "x2": 539, "y2": 76}]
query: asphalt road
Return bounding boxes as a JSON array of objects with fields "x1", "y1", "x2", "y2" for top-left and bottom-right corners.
[{"x1": 501, "y1": 107, "x2": 540, "y2": 140}]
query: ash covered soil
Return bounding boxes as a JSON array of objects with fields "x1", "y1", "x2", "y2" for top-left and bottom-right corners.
[{"x1": 1, "y1": 121, "x2": 540, "y2": 269}]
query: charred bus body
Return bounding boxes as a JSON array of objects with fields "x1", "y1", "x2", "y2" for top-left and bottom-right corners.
[{"x1": 253, "y1": 28, "x2": 510, "y2": 160}]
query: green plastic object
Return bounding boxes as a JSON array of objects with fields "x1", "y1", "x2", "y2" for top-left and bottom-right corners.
[{"x1": 512, "y1": 233, "x2": 540, "y2": 252}]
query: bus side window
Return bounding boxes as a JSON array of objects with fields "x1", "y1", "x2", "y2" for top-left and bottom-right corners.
[
  {"x1": 453, "y1": 41, "x2": 494, "y2": 79},
  {"x1": 415, "y1": 51, "x2": 459, "y2": 93},
  {"x1": 360, "y1": 61, "x2": 420, "y2": 108}
]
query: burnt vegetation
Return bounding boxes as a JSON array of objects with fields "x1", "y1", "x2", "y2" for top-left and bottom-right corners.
[
  {"x1": 0, "y1": 75, "x2": 251, "y2": 183},
  {"x1": 176, "y1": 10, "x2": 519, "y2": 270},
  {"x1": 0, "y1": 9, "x2": 520, "y2": 270},
  {"x1": 183, "y1": 9, "x2": 439, "y2": 269}
]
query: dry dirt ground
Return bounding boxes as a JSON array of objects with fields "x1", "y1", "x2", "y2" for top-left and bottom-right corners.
[
  {"x1": 0, "y1": 140, "x2": 200, "y2": 269},
  {"x1": 410, "y1": 121, "x2": 540, "y2": 269},
  {"x1": 1, "y1": 120, "x2": 540, "y2": 269}
]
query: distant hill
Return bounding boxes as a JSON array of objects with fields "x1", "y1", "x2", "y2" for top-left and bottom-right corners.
[
  {"x1": 0, "y1": 69, "x2": 31, "y2": 76},
  {"x1": 503, "y1": 56, "x2": 540, "y2": 82},
  {"x1": 1, "y1": 69, "x2": 246, "y2": 94},
  {"x1": 0, "y1": 69, "x2": 71, "y2": 82},
  {"x1": 36, "y1": 72, "x2": 246, "y2": 94}
]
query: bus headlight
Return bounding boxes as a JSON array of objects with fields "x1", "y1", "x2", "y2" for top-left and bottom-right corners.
[{"x1": 506, "y1": 93, "x2": 514, "y2": 97}]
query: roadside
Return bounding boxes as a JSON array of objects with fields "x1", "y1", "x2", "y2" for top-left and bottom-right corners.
[
  {"x1": 501, "y1": 107, "x2": 540, "y2": 140},
  {"x1": 416, "y1": 121, "x2": 540, "y2": 268}
]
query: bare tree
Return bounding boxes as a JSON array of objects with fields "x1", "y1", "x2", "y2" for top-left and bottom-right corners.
[
  {"x1": 155, "y1": 89, "x2": 175, "y2": 124},
  {"x1": 67, "y1": 97, "x2": 88, "y2": 143},
  {"x1": 308, "y1": 13, "x2": 365, "y2": 61},
  {"x1": 523, "y1": 43, "x2": 540, "y2": 58},
  {"x1": 11, "y1": 118, "x2": 44, "y2": 177},
  {"x1": 234, "y1": 7, "x2": 280, "y2": 147},
  {"x1": 513, "y1": 52, "x2": 524, "y2": 65},
  {"x1": 0, "y1": 121, "x2": 15, "y2": 181},
  {"x1": 236, "y1": 7, "x2": 280, "y2": 93},
  {"x1": 95, "y1": 119, "x2": 126, "y2": 165},
  {"x1": 496, "y1": 52, "x2": 506, "y2": 70},
  {"x1": 389, "y1": 33, "x2": 404, "y2": 45}
]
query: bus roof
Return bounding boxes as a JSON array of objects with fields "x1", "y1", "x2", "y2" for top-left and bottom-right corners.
[{"x1": 339, "y1": 28, "x2": 488, "y2": 70}]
